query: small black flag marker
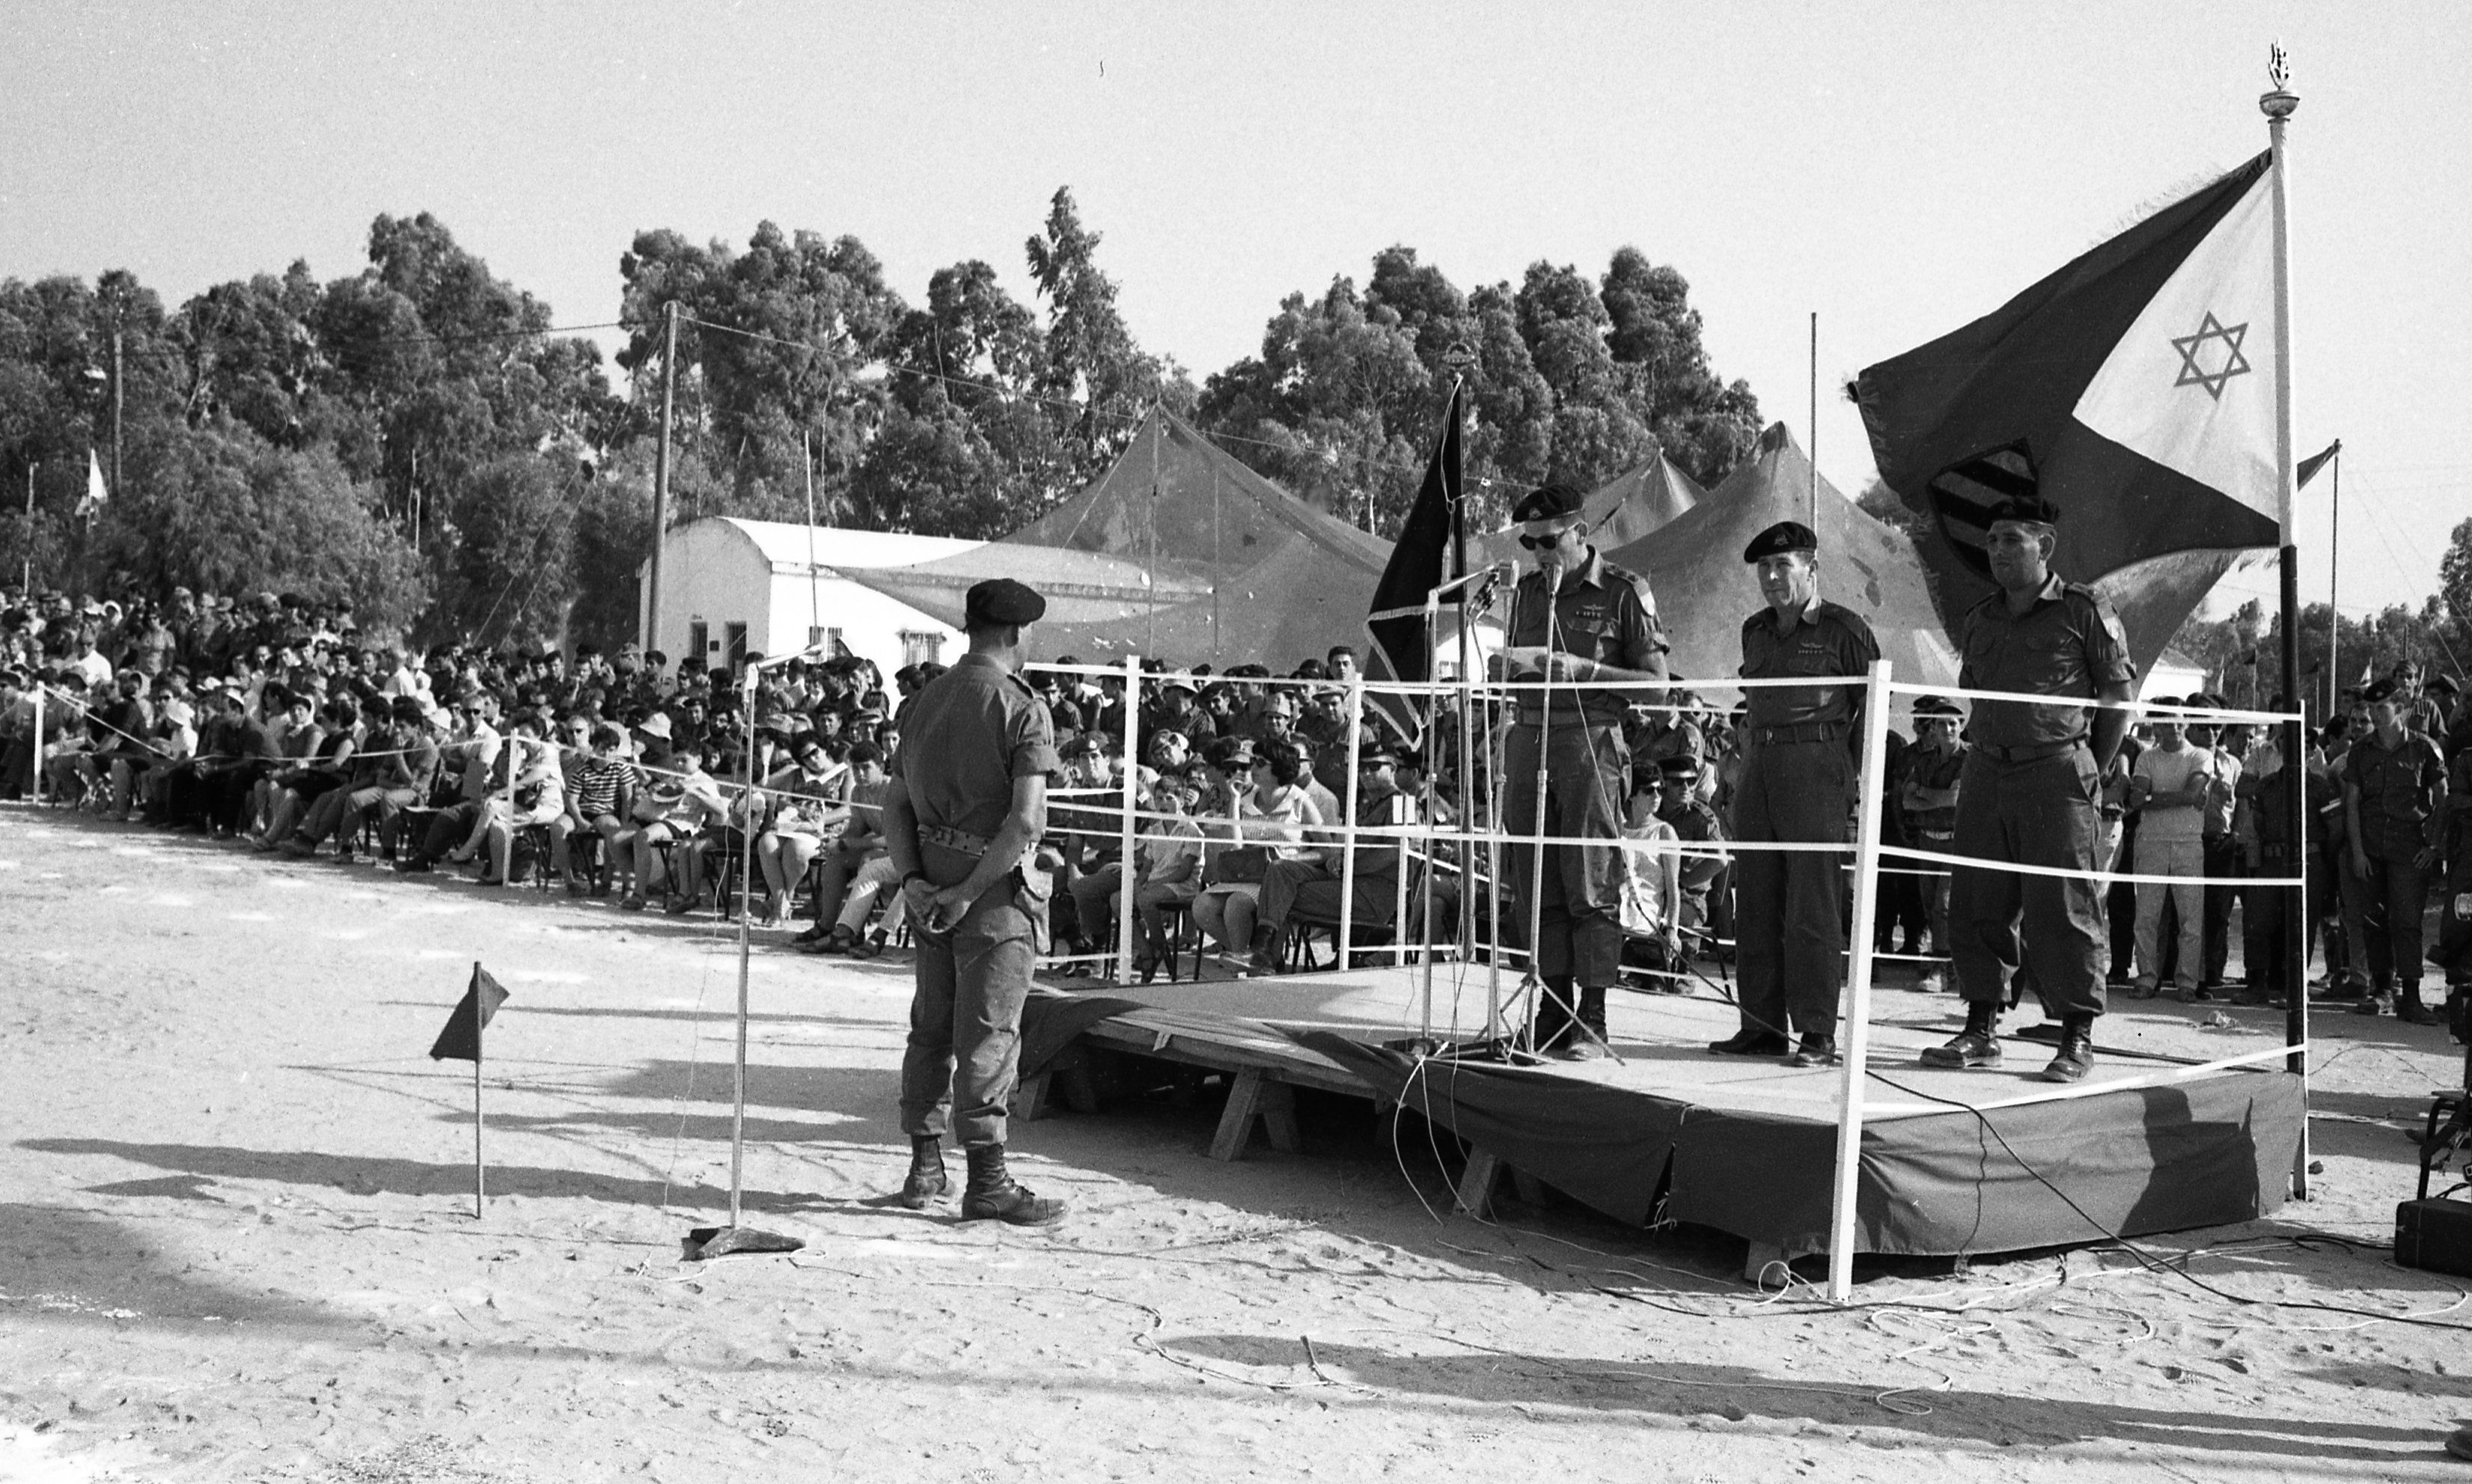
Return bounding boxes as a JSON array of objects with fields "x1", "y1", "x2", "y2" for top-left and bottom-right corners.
[{"x1": 429, "y1": 966, "x2": 508, "y2": 1063}]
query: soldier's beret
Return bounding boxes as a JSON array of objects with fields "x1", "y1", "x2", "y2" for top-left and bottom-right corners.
[
  {"x1": 1511, "y1": 483, "x2": 1586, "y2": 523},
  {"x1": 2426, "y1": 675, "x2": 2459, "y2": 697},
  {"x1": 1656, "y1": 754, "x2": 1703, "y2": 778},
  {"x1": 1355, "y1": 741, "x2": 1401, "y2": 766},
  {"x1": 964, "y1": 577, "x2": 1046, "y2": 627},
  {"x1": 1742, "y1": 521, "x2": 1818, "y2": 564},
  {"x1": 2361, "y1": 679, "x2": 2400, "y2": 704},
  {"x1": 1913, "y1": 696, "x2": 1963, "y2": 718},
  {"x1": 1986, "y1": 495, "x2": 2063, "y2": 528}
]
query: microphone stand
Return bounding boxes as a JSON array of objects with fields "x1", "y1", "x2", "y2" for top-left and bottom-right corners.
[
  {"x1": 685, "y1": 638, "x2": 836, "y2": 1261},
  {"x1": 1517, "y1": 564, "x2": 1561, "y2": 1060}
]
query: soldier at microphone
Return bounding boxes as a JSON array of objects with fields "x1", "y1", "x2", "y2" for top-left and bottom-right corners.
[{"x1": 1488, "y1": 483, "x2": 1670, "y2": 1057}]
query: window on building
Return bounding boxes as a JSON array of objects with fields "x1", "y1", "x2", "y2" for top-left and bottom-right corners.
[
  {"x1": 900, "y1": 630, "x2": 945, "y2": 668},
  {"x1": 810, "y1": 626, "x2": 846, "y2": 658},
  {"x1": 687, "y1": 620, "x2": 709, "y2": 664},
  {"x1": 724, "y1": 623, "x2": 748, "y2": 673}
]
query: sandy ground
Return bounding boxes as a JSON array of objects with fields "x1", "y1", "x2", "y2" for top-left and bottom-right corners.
[{"x1": 3, "y1": 800, "x2": 2470, "y2": 1483}]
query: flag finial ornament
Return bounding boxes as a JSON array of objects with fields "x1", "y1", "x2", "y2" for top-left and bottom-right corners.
[{"x1": 2261, "y1": 41, "x2": 2297, "y2": 118}]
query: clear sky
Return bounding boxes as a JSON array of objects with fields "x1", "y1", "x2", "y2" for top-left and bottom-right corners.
[{"x1": 4, "y1": 1, "x2": 2464, "y2": 624}]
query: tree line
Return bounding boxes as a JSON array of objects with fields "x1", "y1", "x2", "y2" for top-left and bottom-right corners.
[{"x1": 1, "y1": 189, "x2": 1767, "y2": 650}]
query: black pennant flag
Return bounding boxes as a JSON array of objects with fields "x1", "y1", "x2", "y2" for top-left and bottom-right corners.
[
  {"x1": 429, "y1": 965, "x2": 509, "y2": 1063},
  {"x1": 1364, "y1": 382, "x2": 1465, "y2": 748},
  {"x1": 2298, "y1": 439, "x2": 2340, "y2": 489}
]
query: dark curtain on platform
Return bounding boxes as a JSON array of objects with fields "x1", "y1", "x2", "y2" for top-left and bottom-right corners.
[{"x1": 1299, "y1": 1028, "x2": 2304, "y2": 1257}]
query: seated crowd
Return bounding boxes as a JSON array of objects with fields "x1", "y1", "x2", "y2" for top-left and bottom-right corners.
[{"x1": 2, "y1": 583, "x2": 2465, "y2": 1029}]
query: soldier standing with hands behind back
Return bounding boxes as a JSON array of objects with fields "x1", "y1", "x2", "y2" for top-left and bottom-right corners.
[
  {"x1": 1920, "y1": 486, "x2": 2136, "y2": 1084},
  {"x1": 1709, "y1": 521, "x2": 1879, "y2": 1069},
  {"x1": 879, "y1": 578, "x2": 1067, "y2": 1224}
]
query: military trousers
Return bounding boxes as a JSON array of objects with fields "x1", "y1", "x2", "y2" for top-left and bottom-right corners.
[
  {"x1": 1502, "y1": 718, "x2": 1629, "y2": 987},
  {"x1": 901, "y1": 882, "x2": 1037, "y2": 1148},
  {"x1": 2355, "y1": 851, "x2": 2429, "y2": 992},
  {"x1": 1950, "y1": 746, "x2": 2108, "y2": 1020},
  {"x1": 1730, "y1": 739, "x2": 1852, "y2": 1041}
]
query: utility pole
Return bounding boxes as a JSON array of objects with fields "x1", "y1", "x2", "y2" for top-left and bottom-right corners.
[
  {"x1": 21, "y1": 462, "x2": 33, "y2": 596},
  {"x1": 644, "y1": 299, "x2": 680, "y2": 653},
  {"x1": 111, "y1": 328, "x2": 123, "y2": 497}
]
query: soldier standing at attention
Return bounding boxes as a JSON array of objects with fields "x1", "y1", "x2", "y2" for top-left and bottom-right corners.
[
  {"x1": 1921, "y1": 492, "x2": 2136, "y2": 1083},
  {"x1": 1491, "y1": 482, "x2": 1670, "y2": 1058},
  {"x1": 1710, "y1": 521, "x2": 1879, "y2": 1068},
  {"x1": 879, "y1": 578, "x2": 1067, "y2": 1224}
]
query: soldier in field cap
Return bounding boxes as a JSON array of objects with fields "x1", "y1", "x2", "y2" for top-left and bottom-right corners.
[
  {"x1": 1488, "y1": 481, "x2": 1670, "y2": 1058},
  {"x1": 879, "y1": 576, "x2": 1068, "y2": 1223},
  {"x1": 1922, "y1": 486, "x2": 2137, "y2": 1084},
  {"x1": 1711, "y1": 519, "x2": 1879, "y2": 1068}
]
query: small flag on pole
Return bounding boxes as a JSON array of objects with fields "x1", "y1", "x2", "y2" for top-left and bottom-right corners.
[
  {"x1": 2298, "y1": 438, "x2": 2340, "y2": 489},
  {"x1": 428, "y1": 965, "x2": 508, "y2": 1062},
  {"x1": 73, "y1": 450, "x2": 107, "y2": 521}
]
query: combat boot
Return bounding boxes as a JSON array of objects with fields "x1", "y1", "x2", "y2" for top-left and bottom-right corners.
[
  {"x1": 897, "y1": 1135, "x2": 948, "y2": 1209},
  {"x1": 960, "y1": 1144, "x2": 1066, "y2": 1226},
  {"x1": 1919, "y1": 1001, "x2": 2003, "y2": 1069},
  {"x1": 2039, "y1": 1016, "x2": 2097, "y2": 1082},
  {"x1": 1556, "y1": 985, "x2": 1609, "y2": 1061}
]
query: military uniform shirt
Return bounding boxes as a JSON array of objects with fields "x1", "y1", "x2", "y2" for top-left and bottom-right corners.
[
  {"x1": 2344, "y1": 730, "x2": 2447, "y2": 861},
  {"x1": 1507, "y1": 548, "x2": 1667, "y2": 725},
  {"x1": 1956, "y1": 575, "x2": 2135, "y2": 749},
  {"x1": 1739, "y1": 596, "x2": 1879, "y2": 730},
  {"x1": 894, "y1": 653, "x2": 1063, "y2": 879},
  {"x1": 1898, "y1": 741, "x2": 1968, "y2": 837}
]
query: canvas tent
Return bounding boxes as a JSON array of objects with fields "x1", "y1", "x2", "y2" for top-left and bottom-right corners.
[
  {"x1": 843, "y1": 408, "x2": 1394, "y2": 668},
  {"x1": 1599, "y1": 423, "x2": 1960, "y2": 692},
  {"x1": 1473, "y1": 451, "x2": 1703, "y2": 570}
]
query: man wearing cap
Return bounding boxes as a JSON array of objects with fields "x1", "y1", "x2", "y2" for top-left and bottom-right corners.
[
  {"x1": 1712, "y1": 521, "x2": 1879, "y2": 1067},
  {"x1": 879, "y1": 577, "x2": 1067, "y2": 1224},
  {"x1": 1142, "y1": 672, "x2": 1215, "y2": 746},
  {"x1": 1897, "y1": 696, "x2": 1969, "y2": 989},
  {"x1": 2340, "y1": 678, "x2": 2447, "y2": 1022},
  {"x1": 1923, "y1": 493, "x2": 2136, "y2": 1083},
  {"x1": 1491, "y1": 482, "x2": 1670, "y2": 1058},
  {"x1": 1652, "y1": 754, "x2": 1728, "y2": 935}
]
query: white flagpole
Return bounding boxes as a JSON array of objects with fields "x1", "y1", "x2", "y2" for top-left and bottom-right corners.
[{"x1": 2261, "y1": 44, "x2": 2310, "y2": 1200}]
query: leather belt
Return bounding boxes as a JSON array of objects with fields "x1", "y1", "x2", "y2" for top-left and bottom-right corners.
[
  {"x1": 1745, "y1": 719, "x2": 1850, "y2": 747},
  {"x1": 1975, "y1": 737, "x2": 2086, "y2": 765},
  {"x1": 919, "y1": 822, "x2": 995, "y2": 855}
]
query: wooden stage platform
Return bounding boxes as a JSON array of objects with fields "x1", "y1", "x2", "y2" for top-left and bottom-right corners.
[{"x1": 1015, "y1": 965, "x2": 2307, "y2": 1262}]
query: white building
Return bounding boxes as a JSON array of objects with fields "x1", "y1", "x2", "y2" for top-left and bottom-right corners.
[{"x1": 640, "y1": 518, "x2": 980, "y2": 677}]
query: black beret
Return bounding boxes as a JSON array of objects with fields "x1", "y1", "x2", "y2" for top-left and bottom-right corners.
[
  {"x1": 1987, "y1": 495, "x2": 2063, "y2": 528},
  {"x1": 1742, "y1": 521, "x2": 1818, "y2": 564},
  {"x1": 1912, "y1": 695, "x2": 1964, "y2": 718},
  {"x1": 1655, "y1": 754, "x2": 1703, "y2": 777},
  {"x1": 964, "y1": 577, "x2": 1046, "y2": 628},
  {"x1": 1511, "y1": 483, "x2": 1586, "y2": 523},
  {"x1": 2362, "y1": 679, "x2": 2400, "y2": 704},
  {"x1": 2426, "y1": 675, "x2": 2459, "y2": 697}
]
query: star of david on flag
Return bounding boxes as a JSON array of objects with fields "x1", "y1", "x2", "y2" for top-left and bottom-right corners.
[{"x1": 2171, "y1": 312, "x2": 2251, "y2": 400}]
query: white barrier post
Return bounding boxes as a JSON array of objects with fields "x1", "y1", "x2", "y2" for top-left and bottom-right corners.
[
  {"x1": 1335, "y1": 674, "x2": 1365, "y2": 971},
  {"x1": 28, "y1": 683, "x2": 45, "y2": 804},
  {"x1": 1826, "y1": 658, "x2": 1896, "y2": 1302},
  {"x1": 1117, "y1": 655, "x2": 1141, "y2": 986}
]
